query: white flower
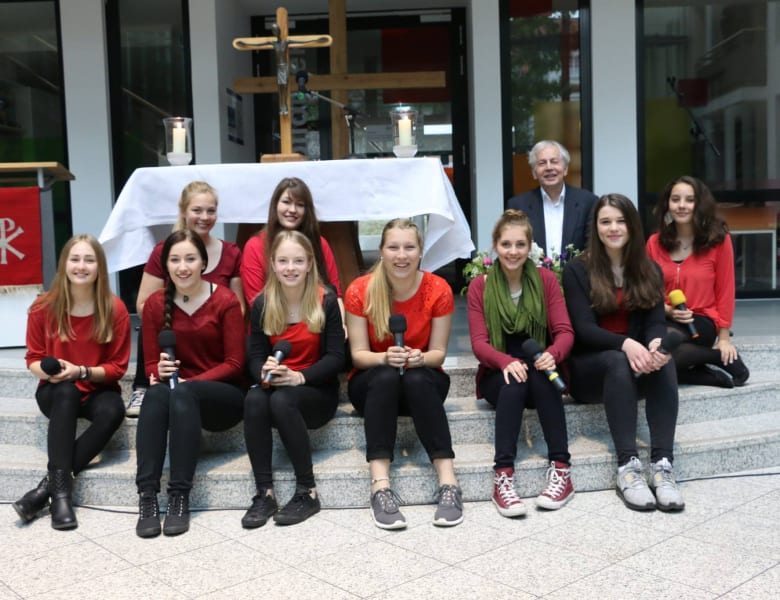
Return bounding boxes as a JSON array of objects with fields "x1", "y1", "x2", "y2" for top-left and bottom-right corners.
[{"x1": 530, "y1": 242, "x2": 545, "y2": 266}]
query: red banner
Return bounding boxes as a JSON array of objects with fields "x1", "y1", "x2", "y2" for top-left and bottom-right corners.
[{"x1": 0, "y1": 186, "x2": 43, "y2": 287}]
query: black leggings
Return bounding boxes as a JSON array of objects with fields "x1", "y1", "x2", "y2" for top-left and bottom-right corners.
[
  {"x1": 481, "y1": 367, "x2": 570, "y2": 469},
  {"x1": 349, "y1": 365, "x2": 453, "y2": 462},
  {"x1": 132, "y1": 327, "x2": 150, "y2": 389},
  {"x1": 569, "y1": 350, "x2": 678, "y2": 466},
  {"x1": 135, "y1": 381, "x2": 244, "y2": 494},
  {"x1": 244, "y1": 383, "x2": 338, "y2": 490},
  {"x1": 36, "y1": 382, "x2": 125, "y2": 474}
]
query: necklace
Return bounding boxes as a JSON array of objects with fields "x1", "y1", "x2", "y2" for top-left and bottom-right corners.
[{"x1": 183, "y1": 294, "x2": 190, "y2": 302}]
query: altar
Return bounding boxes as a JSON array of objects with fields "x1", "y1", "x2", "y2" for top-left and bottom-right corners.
[{"x1": 99, "y1": 157, "x2": 475, "y2": 275}]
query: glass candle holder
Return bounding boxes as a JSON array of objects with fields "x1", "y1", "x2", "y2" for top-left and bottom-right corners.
[
  {"x1": 389, "y1": 106, "x2": 418, "y2": 158},
  {"x1": 163, "y1": 117, "x2": 193, "y2": 166}
]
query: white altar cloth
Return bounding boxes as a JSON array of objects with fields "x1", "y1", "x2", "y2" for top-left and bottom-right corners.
[{"x1": 99, "y1": 158, "x2": 474, "y2": 273}]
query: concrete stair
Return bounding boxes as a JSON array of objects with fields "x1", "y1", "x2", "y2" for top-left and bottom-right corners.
[{"x1": 1, "y1": 343, "x2": 778, "y2": 510}]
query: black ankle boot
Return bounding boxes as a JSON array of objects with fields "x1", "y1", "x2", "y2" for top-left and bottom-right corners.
[
  {"x1": 48, "y1": 469, "x2": 77, "y2": 530},
  {"x1": 136, "y1": 490, "x2": 161, "y2": 538},
  {"x1": 163, "y1": 491, "x2": 190, "y2": 536},
  {"x1": 13, "y1": 475, "x2": 50, "y2": 523}
]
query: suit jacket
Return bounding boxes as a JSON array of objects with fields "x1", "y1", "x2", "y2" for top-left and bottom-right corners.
[{"x1": 507, "y1": 185, "x2": 598, "y2": 254}]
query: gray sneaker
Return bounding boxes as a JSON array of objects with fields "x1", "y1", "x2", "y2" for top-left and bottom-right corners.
[
  {"x1": 370, "y1": 487, "x2": 407, "y2": 530},
  {"x1": 126, "y1": 388, "x2": 146, "y2": 418},
  {"x1": 648, "y1": 458, "x2": 685, "y2": 511},
  {"x1": 433, "y1": 484, "x2": 463, "y2": 527},
  {"x1": 616, "y1": 457, "x2": 656, "y2": 511}
]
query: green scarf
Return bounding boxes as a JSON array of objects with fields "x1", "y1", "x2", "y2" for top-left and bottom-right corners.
[{"x1": 483, "y1": 260, "x2": 547, "y2": 353}]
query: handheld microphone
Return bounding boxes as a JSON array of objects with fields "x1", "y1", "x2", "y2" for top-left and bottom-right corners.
[
  {"x1": 657, "y1": 330, "x2": 684, "y2": 355},
  {"x1": 668, "y1": 289, "x2": 699, "y2": 339},
  {"x1": 158, "y1": 330, "x2": 178, "y2": 389},
  {"x1": 520, "y1": 338, "x2": 566, "y2": 393},
  {"x1": 389, "y1": 314, "x2": 407, "y2": 376},
  {"x1": 263, "y1": 340, "x2": 292, "y2": 386},
  {"x1": 40, "y1": 356, "x2": 62, "y2": 377}
]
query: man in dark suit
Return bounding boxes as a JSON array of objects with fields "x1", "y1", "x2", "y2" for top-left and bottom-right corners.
[{"x1": 507, "y1": 140, "x2": 597, "y2": 257}]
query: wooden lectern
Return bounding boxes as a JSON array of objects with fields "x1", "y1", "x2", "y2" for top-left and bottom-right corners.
[{"x1": 0, "y1": 162, "x2": 74, "y2": 347}]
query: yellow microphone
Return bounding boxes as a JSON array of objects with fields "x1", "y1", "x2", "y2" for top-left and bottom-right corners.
[{"x1": 668, "y1": 289, "x2": 699, "y2": 339}]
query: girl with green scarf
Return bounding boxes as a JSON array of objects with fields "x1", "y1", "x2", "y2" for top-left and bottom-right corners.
[{"x1": 467, "y1": 210, "x2": 575, "y2": 518}]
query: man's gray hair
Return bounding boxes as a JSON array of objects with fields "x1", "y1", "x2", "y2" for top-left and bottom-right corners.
[{"x1": 528, "y1": 140, "x2": 571, "y2": 167}]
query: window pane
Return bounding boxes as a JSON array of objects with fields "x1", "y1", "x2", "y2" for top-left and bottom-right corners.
[
  {"x1": 506, "y1": 1, "x2": 583, "y2": 195},
  {"x1": 642, "y1": 0, "x2": 780, "y2": 293}
]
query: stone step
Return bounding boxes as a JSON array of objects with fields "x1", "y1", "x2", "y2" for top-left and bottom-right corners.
[
  {"x1": 2, "y1": 410, "x2": 779, "y2": 509},
  {"x1": 1, "y1": 372, "x2": 777, "y2": 453}
]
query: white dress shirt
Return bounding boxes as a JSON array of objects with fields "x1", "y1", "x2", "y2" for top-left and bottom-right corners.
[{"x1": 541, "y1": 184, "x2": 566, "y2": 257}]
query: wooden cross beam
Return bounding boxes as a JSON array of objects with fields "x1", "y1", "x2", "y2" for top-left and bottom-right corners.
[
  {"x1": 233, "y1": 6, "x2": 332, "y2": 155},
  {"x1": 232, "y1": 1, "x2": 446, "y2": 158}
]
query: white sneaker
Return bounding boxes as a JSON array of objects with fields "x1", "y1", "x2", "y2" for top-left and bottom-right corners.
[
  {"x1": 616, "y1": 457, "x2": 656, "y2": 511},
  {"x1": 648, "y1": 458, "x2": 685, "y2": 511},
  {"x1": 125, "y1": 388, "x2": 146, "y2": 418}
]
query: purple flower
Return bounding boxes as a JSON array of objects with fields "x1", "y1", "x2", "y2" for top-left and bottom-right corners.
[
  {"x1": 543, "y1": 256, "x2": 553, "y2": 266},
  {"x1": 482, "y1": 256, "x2": 493, "y2": 267}
]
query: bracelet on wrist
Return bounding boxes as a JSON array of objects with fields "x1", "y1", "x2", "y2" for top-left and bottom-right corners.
[{"x1": 78, "y1": 365, "x2": 87, "y2": 381}]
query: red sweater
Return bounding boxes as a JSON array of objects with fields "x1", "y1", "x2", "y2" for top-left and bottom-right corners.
[
  {"x1": 240, "y1": 231, "x2": 342, "y2": 306},
  {"x1": 646, "y1": 233, "x2": 735, "y2": 329},
  {"x1": 142, "y1": 285, "x2": 245, "y2": 384},
  {"x1": 25, "y1": 295, "x2": 131, "y2": 398},
  {"x1": 144, "y1": 238, "x2": 241, "y2": 288},
  {"x1": 467, "y1": 267, "x2": 573, "y2": 397}
]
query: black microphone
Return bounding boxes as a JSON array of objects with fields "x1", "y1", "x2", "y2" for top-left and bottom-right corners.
[
  {"x1": 40, "y1": 356, "x2": 62, "y2": 377},
  {"x1": 263, "y1": 340, "x2": 292, "y2": 386},
  {"x1": 158, "y1": 330, "x2": 178, "y2": 389},
  {"x1": 668, "y1": 289, "x2": 699, "y2": 339},
  {"x1": 520, "y1": 338, "x2": 566, "y2": 393},
  {"x1": 657, "y1": 330, "x2": 684, "y2": 356},
  {"x1": 389, "y1": 314, "x2": 407, "y2": 376}
]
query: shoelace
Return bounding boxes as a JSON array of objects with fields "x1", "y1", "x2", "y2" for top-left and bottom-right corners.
[
  {"x1": 434, "y1": 484, "x2": 461, "y2": 507},
  {"x1": 495, "y1": 473, "x2": 521, "y2": 505},
  {"x1": 249, "y1": 494, "x2": 274, "y2": 513},
  {"x1": 375, "y1": 488, "x2": 404, "y2": 512},
  {"x1": 653, "y1": 463, "x2": 677, "y2": 488},
  {"x1": 128, "y1": 390, "x2": 145, "y2": 408},
  {"x1": 542, "y1": 464, "x2": 569, "y2": 497},
  {"x1": 140, "y1": 494, "x2": 158, "y2": 518},
  {"x1": 168, "y1": 494, "x2": 186, "y2": 517},
  {"x1": 621, "y1": 458, "x2": 647, "y2": 489}
]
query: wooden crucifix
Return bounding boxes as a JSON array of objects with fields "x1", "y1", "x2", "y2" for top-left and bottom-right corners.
[
  {"x1": 233, "y1": 6, "x2": 332, "y2": 155},
  {"x1": 232, "y1": 0, "x2": 446, "y2": 159}
]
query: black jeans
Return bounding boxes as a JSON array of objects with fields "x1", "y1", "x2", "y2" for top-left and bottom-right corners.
[
  {"x1": 481, "y1": 367, "x2": 570, "y2": 470},
  {"x1": 244, "y1": 383, "x2": 339, "y2": 490},
  {"x1": 569, "y1": 350, "x2": 678, "y2": 466},
  {"x1": 349, "y1": 365, "x2": 454, "y2": 462},
  {"x1": 36, "y1": 382, "x2": 125, "y2": 474},
  {"x1": 135, "y1": 381, "x2": 244, "y2": 494}
]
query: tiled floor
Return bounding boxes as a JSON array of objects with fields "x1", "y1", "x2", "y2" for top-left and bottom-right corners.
[{"x1": 3, "y1": 468, "x2": 779, "y2": 599}]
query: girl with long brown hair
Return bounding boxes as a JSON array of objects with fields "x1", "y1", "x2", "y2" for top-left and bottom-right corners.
[{"x1": 15, "y1": 234, "x2": 130, "y2": 530}]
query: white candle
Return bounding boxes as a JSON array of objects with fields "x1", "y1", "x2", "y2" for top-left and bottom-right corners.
[
  {"x1": 172, "y1": 126, "x2": 186, "y2": 154},
  {"x1": 398, "y1": 116, "x2": 412, "y2": 146}
]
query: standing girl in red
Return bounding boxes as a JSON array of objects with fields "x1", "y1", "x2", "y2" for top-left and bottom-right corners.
[
  {"x1": 240, "y1": 177, "x2": 341, "y2": 307},
  {"x1": 345, "y1": 218, "x2": 462, "y2": 530},
  {"x1": 16, "y1": 234, "x2": 130, "y2": 530},
  {"x1": 646, "y1": 176, "x2": 749, "y2": 387}
]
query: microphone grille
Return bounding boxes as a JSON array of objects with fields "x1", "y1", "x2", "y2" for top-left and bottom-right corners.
[
  {"x1": 273, "y1": 340, "x2": 292, "y2": 356},
  {"x1": 389, "y1": 314, "x2": 407, "y2": 333},
  {"x1": 520, "y1": 338, "x2": 543, "y2": 357},
  {"x1": 158, "y1": 329, "x2": 177, "y2": 348}
]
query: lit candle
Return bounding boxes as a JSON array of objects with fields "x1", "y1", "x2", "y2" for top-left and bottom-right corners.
[
  {"x1": 172, "y1": 126, "x2": 186, "y2": 154},
  {"x1": 397, "y1": 116, "x2": 412, "y2": 146}
]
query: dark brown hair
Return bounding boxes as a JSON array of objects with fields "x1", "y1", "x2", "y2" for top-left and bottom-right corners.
[
  {"x1": 160, "y1": 230, "x2": 208, "y2": 330},
  {"x1": 263, "y1": 177, "x2": 332, "y2": 290},
  {"x1": 653, "y1": 175, "x2": 727, "y2": 252},
  {"x1": 585, "y1": 194, "x2": 663, "y2": 313}
]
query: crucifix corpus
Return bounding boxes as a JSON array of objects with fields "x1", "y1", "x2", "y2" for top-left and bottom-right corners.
[
  {"x1": 233, "y1": 1, "x2": 447, "y2": 159},
  {"x1": 233, "y1": 6, "x2": 332, "y2": 155}
]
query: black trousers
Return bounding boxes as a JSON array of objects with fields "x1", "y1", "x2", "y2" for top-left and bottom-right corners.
[
  {"x1": 244, "y1": 383, "x2": 338, "y2": 490},
  {"x1": 481, "y1": 367, "x2": 570, "y2": 470},
  {"x1": 132, "y1": 326, "x2": 149, "y2": 389},
  {"x1": 569, "y1": 350, "x2": 678, "y2": 466},
  {"x1": 36, "y1": 382, "x2": 125, "y2": 474},
  {"x1": 135, "y1": 381, "x2": 244, "y2": 494},
  {"x1": 349, "y1": 365, "x2": 454, "y2": 462}
]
